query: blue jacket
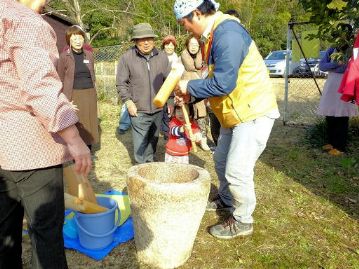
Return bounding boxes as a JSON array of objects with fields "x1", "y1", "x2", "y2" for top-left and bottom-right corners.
[
  {"x1": 187, "y1": 12, "x2": 278, "y2": 128},
  {"x1": 319, "y1": 48, "x2": 347, "y2": 73}
]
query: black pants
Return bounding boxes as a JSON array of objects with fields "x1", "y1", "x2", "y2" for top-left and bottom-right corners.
[
  {"x1": 161, "y1": 103, "x2": 170, "y2": 139},
  {"x1": 0, "y1": 165, "x2": 67, "y2": 269},
  {"x1": 209, "y1": 112, "x2": 221, "y2": 146},
  {"x1": 326, "y1": 116, "x2": 349, "y2": 151}
]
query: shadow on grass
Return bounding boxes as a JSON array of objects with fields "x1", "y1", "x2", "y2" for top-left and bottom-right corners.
[{"x1": 261, "y1": 121, "x2": 359, "y2": 220}]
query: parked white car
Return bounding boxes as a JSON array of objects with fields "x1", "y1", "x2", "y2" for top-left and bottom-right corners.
[{"x1": 264, "y1": 50, "x2": 299, "y2": 77}]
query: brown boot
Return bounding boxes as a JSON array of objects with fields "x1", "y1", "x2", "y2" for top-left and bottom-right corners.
[
  {"x1": 328, "y1": 148, "x2": 344, "y2": 156},
  {"x1": 322, "y1": 144, "x2": 333, "y2": 151}
]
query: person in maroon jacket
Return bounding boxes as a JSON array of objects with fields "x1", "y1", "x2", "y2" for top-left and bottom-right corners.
[
  {"x1": 165, "y1": 105, "x2": 202, "y2": 164},
  {"x1": 57, "y1": 26, "x2": 99, "y2": 152}
]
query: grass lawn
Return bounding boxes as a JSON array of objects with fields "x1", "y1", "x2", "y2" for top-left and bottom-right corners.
[{"x1": 23, "y1": 100, "x2": 359, "y2": 269}]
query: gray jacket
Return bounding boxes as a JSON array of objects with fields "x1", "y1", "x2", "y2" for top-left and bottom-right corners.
[{"x1": 116, "y1": 46, "x2": 171, "y2": 113}]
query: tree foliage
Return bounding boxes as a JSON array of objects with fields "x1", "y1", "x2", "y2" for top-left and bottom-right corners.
[
  {"x1": 299, "y1": 0, "x2": 359, "y2": 51},
  {"x1": 237, "y1": 0, "x2": 301, "y2": 56},
  {"x1": 49, "y1": 0, "x2": 305, "y2": 56}
]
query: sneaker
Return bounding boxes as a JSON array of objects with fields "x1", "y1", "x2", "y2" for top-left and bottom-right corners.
[
  {"x1": 209, "y1": 216, "x2": 253, "y2": 239},
  {"x1": 206, "y1": 197, "x2": 232, "y2": 212},
  {"x1": 328, "y1": 148, "x2": 344, "y2": 156},
  {"x1": 322, "y1": 144, "x2": 333, "y2": 151}
]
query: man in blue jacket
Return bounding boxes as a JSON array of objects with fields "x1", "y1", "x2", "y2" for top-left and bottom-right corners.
[{"x1": 173, "y1": 0, "x2": 280, "y2": 239}]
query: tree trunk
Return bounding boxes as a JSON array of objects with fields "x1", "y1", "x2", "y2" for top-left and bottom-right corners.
[{"x1": 61, "y1": 0, "x2": 85, "y2": 29}]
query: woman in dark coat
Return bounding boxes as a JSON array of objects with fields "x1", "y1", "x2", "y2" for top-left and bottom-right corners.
[{"x1": 57, "y1": 25, "x2": 99, "y2": 151}]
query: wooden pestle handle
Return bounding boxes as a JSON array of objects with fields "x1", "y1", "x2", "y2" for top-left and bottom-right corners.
[
  {"x1": 63, "y1": 164, "x2": 98, "y2": 204},
  {"x1": 64, "y1": 193, "x2": 107, "y2": 214},
  {"x1": 78, "y1": 174, "x2": 98, "y2": 204},
  {"x1": 181, "y1": 105, "x2": 197, "y2": 152}
]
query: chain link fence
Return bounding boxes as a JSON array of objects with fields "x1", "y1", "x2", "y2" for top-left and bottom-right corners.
[
  {"x1": 93, "y1": 45, "x2": 125, "y2": 102},
  {"x1": 94, "y1": 26, "x2": 329, "y2": 126},
  {"x1": 281, "y1": 22, "x2": 327, "y2": 125}
]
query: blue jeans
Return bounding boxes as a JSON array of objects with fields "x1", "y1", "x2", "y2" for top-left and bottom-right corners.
[
  {"x1": 0, "y1": 165, "x2": 67, "y2": 269},
  {"x1": 118, "y1": 104, "x2": 131, "y2": 131},
  {"x1": 130, "y1": 111, "x2": 163, "y2": 163},
  {"x1": 214, "y1": 115, "x2": 275, "y2": 224}
]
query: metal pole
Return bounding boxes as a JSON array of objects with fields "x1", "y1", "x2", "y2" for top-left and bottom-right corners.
[
  {"x1": 291, "y1": 28, "x2": 322, "y2": 96},
  {"x1": 283, "y1": 23, "x2": 291, "y2": 125}
]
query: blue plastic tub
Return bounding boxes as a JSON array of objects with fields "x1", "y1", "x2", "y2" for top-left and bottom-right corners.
[
  {"x1": 75, "y1": 197, "x2": 120, "y2": 235},
  {"x1": 75, "y1": 217, "x2": 117, "y2": 250}
]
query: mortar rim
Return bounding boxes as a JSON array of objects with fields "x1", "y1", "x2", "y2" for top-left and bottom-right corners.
[{"x1": 127, "y1": 162, "x2": 210, "y2": 186}]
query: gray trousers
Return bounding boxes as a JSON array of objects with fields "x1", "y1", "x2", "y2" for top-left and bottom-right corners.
[
  {"x1": 214, "y1": 115, "x2": 275, "y2": 224},
  {"x1": 130, "y1": 111, "x2": 163, "y2": 163}
]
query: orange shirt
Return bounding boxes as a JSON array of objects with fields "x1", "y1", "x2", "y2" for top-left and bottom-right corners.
[{"x1": 0, "y1": 0, "x2": 79, "y2": 170}]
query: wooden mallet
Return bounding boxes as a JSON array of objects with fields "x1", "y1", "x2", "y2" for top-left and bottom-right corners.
[
  {"x1": 63, "y1": 165, "x2": 108, "y2": 214},
  {"x1": 64, "y1": 193, "x2": 107, "y2": 214},
  {"x1": 63, "y1": 164, "x2": 97, "y2": 204},
  {"x1": 153, "y1": 64, "x2": 197, "y2": 152},
  {"x1": 153, "y1": 64, "x2": 184, "y2": 108}
]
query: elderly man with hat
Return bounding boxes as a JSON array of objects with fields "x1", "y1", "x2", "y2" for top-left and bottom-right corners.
[
  {"x1": 173, "y1": 0, "x2": 280, "y2": 239},
  {"x1": 116, "y1": 23, "x2": 171, "y2": 163}
]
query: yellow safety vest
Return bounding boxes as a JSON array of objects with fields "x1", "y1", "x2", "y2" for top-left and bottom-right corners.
[{"x1": 204, "y1": 13, "x2": 278, "y2": 128}]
